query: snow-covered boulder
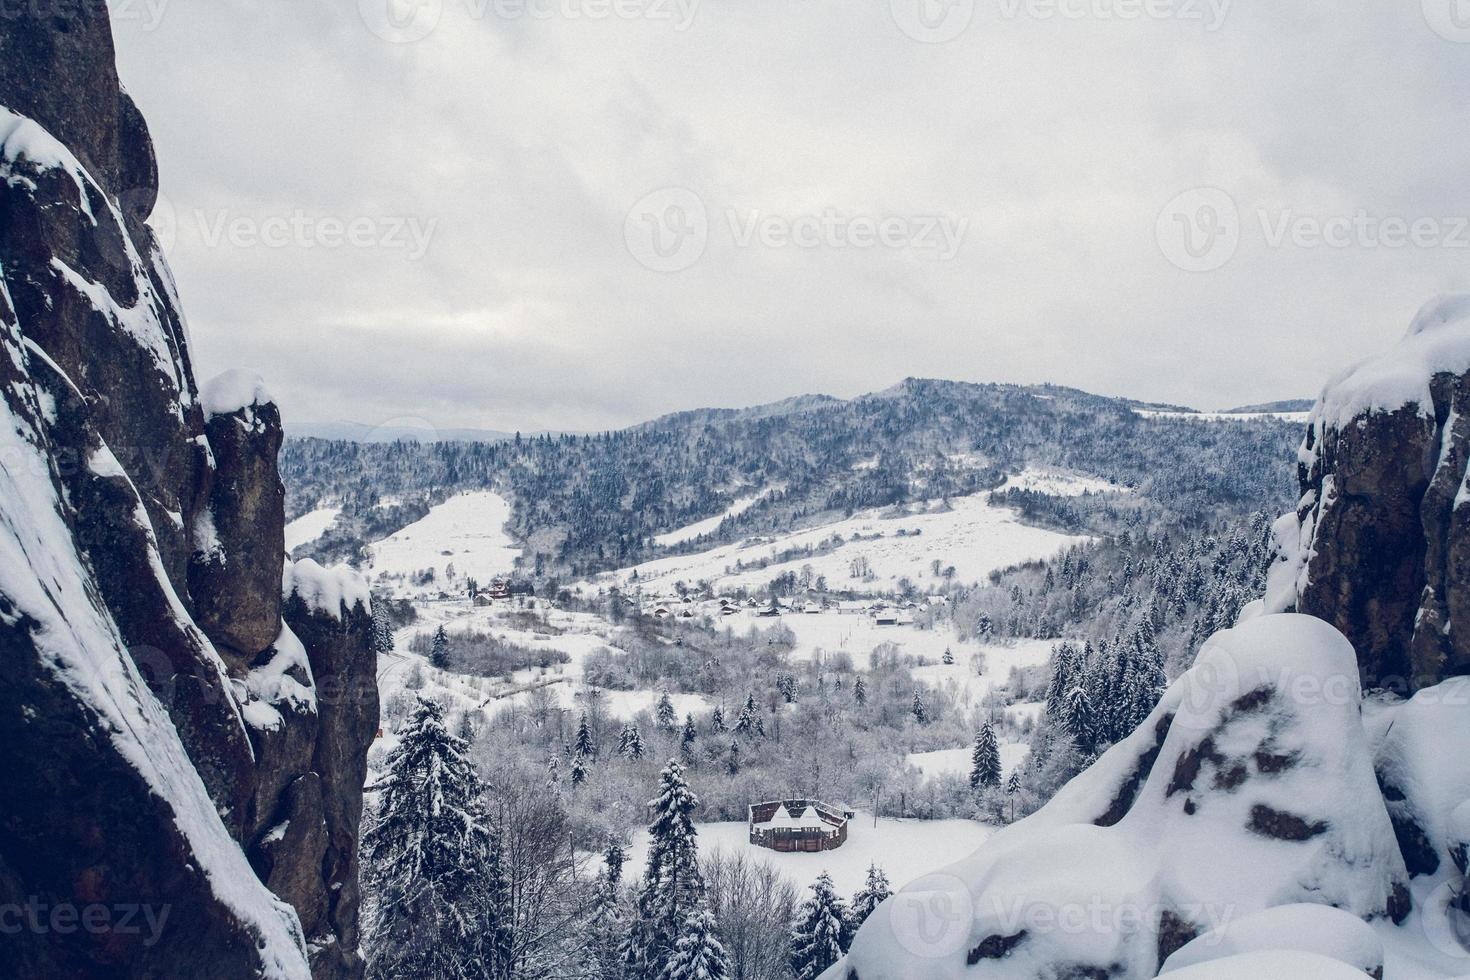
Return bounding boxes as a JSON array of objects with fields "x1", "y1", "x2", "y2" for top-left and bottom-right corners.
[
  {"x1": 826, "y1": 615, "x2": 1407, "y2": 980},
  {"x1": 1272, "y1": 295, "x2": 1470, "y2": 694},
  {"x1": 1158, "y1": 904, "x2": 1384, "y2": 977},
  {"x1": 1373, "y1": 677, "x2": 1470, "y2": 877}
]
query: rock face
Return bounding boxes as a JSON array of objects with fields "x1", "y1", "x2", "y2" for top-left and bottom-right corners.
[
  {"x1": 1269, "y1": 296, "x2": 1470, "y2": 694},
  {"x1": 826, "y1": 615, "x2": 1408, "y2": 980},
  {"x1": 0, "y1": 7, "x2": 375, "y2": 979}
]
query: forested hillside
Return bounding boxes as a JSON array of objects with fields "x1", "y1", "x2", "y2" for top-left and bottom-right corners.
[{"x1": 282, "y1": 379, "x2": 1300, "y2": 579}]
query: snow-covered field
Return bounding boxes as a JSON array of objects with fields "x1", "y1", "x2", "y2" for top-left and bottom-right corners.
[
  {"x1": 284, "y1": 506, "x2": 339, "y2": 551},
  {"x1": 626, "y1": 813, "x2": 994, "y2": 897},
  {"x1": 907, "y1": 741, "x2": 1029, "y2": 781},
  {"x1": 366, "y1": 491, "x2": 519, "y2": 588},
  {"x1": 603, "y1": 490, "x2": 1093, "y2": 598}
]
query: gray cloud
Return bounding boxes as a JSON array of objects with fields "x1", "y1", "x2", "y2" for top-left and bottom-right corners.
[{"x1": 111, "y1": 0, "x2": 1470, "y2": 431}]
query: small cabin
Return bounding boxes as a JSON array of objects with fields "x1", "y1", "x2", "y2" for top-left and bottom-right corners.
[
  {"x1": 486, "y1": 578, "x2": 512, "y2": 600},
  {"x1": 748, "y1": 799, "x2": 850, "y2": 852}
]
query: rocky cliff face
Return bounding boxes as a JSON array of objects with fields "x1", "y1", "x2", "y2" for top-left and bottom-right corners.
[
  {"x1": 1268, "y1": 295, "x2": 1470, "y2": 694},
  {"x1": 0, "y1": 6, "x2": 376, "y2": 978}
]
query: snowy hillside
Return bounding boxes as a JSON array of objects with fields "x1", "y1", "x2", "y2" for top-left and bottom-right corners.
[
  {"x1": 602, "y1": 488, "x2": 1095, "y2": 598},
  {"x1": 365, "y1": 490, "x2": 519, "y2": 589}
]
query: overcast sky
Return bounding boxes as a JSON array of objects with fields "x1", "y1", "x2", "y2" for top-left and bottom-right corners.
[{"x1": 110, "y1": 0, "x2": 1470, "y2": 433}]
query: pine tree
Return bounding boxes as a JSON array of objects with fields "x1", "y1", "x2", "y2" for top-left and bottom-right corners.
[
  {"x1": 577, "y1": 712, "x2": 597, "y2": 759},
  {"x1": 911, "y1": 689, "x2": 928, "y2": 725},
  {"x1": 660, "y1": 904, "x2": 731, "y2": 980},
  {"x1": 790, "y1": 872, "x2": 850, "y2": 980},
  {"x1": 656, "y1": 693, "x2": 677, "y2": 731},
  {"x1": 854, "y1": 676, "x2": 867, "y2": 707},
  {"x1": 681, "y1": 714, "x2": 698, "y2": 754},
  {"x1": 429, "y1": 624, "x2": 451, "y2": 671},
  {"x1": 370, "y1": 608, "x2": 395, "y2": 654},
  {"x1": 1064, "y1": 685, "x2": 1095, "y2": 753},
  {"x1": 571, "y1": 753, "x2": 589, "y2": 787},
  {"x1": 710, "y1": 704, "x2": 726, "y2": 733},
  {"x1": 970, "y1": 723, "x2": 1002, "y2": 788},
  {"x1": 363, "y1": 698, "x2": 512, "y2": 978},
  {"x1": 587, "y1": 843, "x2": 628, "y2": 980},
  {"x1": 848, "y1": 864, "x2": 892, "y2": 932},
  {"x1": 620, "y1": 723, "x2": 646, "y2": 761},
  {"x1": 942, "y1": 647, "x2": 954, "y2": 666},
  {"x1": 624, "y1": 761, "x2": 707, "y2": 978},
  {"x1": 547, "y1": 753, "x2": 562, "y2": 787}
]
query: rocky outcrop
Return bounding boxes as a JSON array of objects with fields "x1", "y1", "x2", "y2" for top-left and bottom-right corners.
[
  {"x1": 1269, "y1": 296, "x2": 1470, "y2": 693},
  {"x1": 826, "y1": 616, "x2": 1408, "y2": 979},
  {"x1": 0, "y1": 6, "x2": 375, "y2": 979}
]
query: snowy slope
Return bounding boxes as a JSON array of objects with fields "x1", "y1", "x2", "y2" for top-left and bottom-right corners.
[
  {"x1": 606, "y1": 491, "x2": 1091, "y2": 597},
  {"x1": 366, "y1": 490, "x2": 519, "y2": 588},
  {"x1": 653, "y1": 487, "x2": 782, "y2": 547},
  {"x1": 284, "y1": 506, "x2": 340, "y2": 551}
]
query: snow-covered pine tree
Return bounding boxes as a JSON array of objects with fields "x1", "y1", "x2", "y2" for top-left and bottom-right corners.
[
  {"x1": 1063, "y1": 685, "x2": 1095, "y2": 753},
  {"x1": 726, "y1": 740, "x2": 740, "y2": 775},
  {"x1": 363, "y1": 697, "x2": 512, "y2": 979},
  {"x1": 624, "y1": 761, "x2": 707, "y2": 978},
  {"x1": 710, "y1": 704, "x2": 726, "y2": 733},
  {"x1": 620, "y1": 723, "x2": 646, "y2": 761},
  {"x1": 547, "y1": 753, "x2": 562, "y2": 787},
  {"x1": 970, "y1": 723, "x2": 1002, "y2": 788},
  {"x1": 586, "y1": 842, "x2": 629, "y2": 980},
  {"x1": 681, "y1": 714, "x2": 698, "y2": 754},
  {"x1": 576, "y1": 712, "x2": 597, "y2": 759},
  {"x1": 371, "y1": 608, "x2": 395, "y2": 654},
  {"x1": 429, "y1": 624, "x2": 451, "y2": 670},
  {"x1": 734, "y1": 699, "x2": 754, "y2": 737},
  {"x1": 848, "y1": 864, "x2": 892, "y2": 932},
  {"x1": 656, "y1": 693, "x2": 677, "y2": 731},
  {"x1": 571, "y1": 753, "x2": 589, "y2": 787},
  {"x1": 660, "y1": 904, "x2": 731, "y2": 980},
  {"x1": 942, "y1": 647, "x2": 954, "y2": 665},
  {"x1": 911, "y1": 689, "x2": 928, "y2": 725},
  {"x1": 854, "y1": 676, "x2": 867, "y2": 706},
  {"x1": 790, "y1": 872, "x2": 850, "y2": 980}
]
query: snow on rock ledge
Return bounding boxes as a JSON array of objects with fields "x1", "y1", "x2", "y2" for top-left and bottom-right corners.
[
  {"x1": 283, "y1": 558, "x2": 372, "y2": 621},
  {"x1": 202, "y1": 367, "x2": 274, "y2": 420},
  {"x1": 826, "y1": 615, "x2": 1406, "y2": 980}
]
